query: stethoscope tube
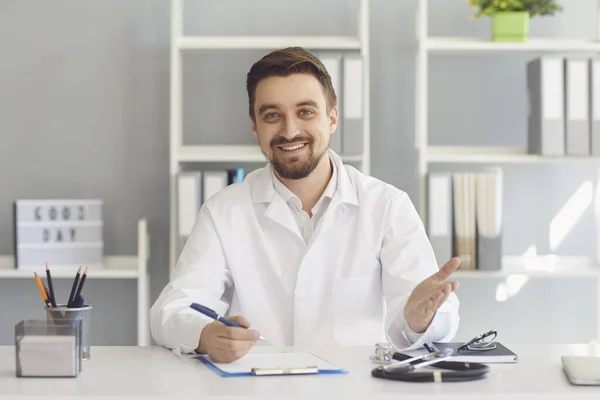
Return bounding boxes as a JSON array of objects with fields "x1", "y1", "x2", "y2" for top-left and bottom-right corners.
[
  {"x1": 371, "y1": 363, "x2": 490, "y2": 382},
  {"x1": 371, "y1": 351, "x2": 491, "y2": 383}
]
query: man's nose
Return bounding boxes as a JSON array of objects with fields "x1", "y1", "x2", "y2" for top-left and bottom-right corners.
[{"x1": 281, "y1": 116, "x2": 300, "y2": 139}]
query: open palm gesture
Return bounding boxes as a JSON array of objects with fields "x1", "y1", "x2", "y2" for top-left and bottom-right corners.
[{"x1": 404, "y1": 257, "x2": 461, "y2": 333}]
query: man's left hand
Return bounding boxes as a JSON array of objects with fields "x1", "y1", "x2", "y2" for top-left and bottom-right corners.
[{"x1": 403, "y1": 257, "x2": 461, "y2": 334}]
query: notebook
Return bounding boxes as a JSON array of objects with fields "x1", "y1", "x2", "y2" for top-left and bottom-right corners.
[
  {"x1": 196, "y1": 351, "x2": 347, "y2": 377},
  {"x1": 403, "y1": 342, "x2": 518, "y2": 364}
]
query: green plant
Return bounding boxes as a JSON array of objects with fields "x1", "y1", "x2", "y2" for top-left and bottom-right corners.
[{"x1": 467, "y1": 0, "x2": 562, "y2": 19}]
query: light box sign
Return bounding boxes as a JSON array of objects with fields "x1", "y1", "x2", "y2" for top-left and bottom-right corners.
[{"x1": 14, "y1": 200, "x2": 104, "y2": 270}]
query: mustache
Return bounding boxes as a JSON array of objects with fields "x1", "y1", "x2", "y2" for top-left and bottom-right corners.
[{"x1": 270, "y1": 136, "x2": 313, "y2": 147}]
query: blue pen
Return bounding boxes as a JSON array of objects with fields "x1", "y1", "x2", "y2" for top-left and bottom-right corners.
[{"x1": 190, "y1": 303, "x2": 266, "y2": 341}]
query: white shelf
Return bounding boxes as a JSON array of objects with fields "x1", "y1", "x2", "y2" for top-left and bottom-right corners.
[
  {"x1": 453, "y1": 257, "x2": 600, "y2": 278},
  {"x1": 0, "y1": 256, "x2": 140, "y2": 279},
  {"x1": 179, "y1": 145, "x2": 264, "y2": 162},
  {"x1": 426, "y1": 146, "x2": 600, "y2": 164},
  {"x1": 0, "y1": 219, "x2": 151, "y2": 346},
  {"x1": 425, "y1": 37, "x2": 600, "y2": 53},
  {"x1": 177, "y1": 36, "x2": 362, "y2": 51},
  {"x1": 178, "y1": 145, "x2": 363, "y2": 163}
]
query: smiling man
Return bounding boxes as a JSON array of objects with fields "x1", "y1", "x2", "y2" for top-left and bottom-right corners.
[
  {"x1": 150, "y1": 47, "x2": 460, "y2": 363},
  {"x1": 254, "y1": 77, "x2": 329, "y2": 181}
]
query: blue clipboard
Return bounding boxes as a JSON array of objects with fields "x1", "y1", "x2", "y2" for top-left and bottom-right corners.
[{"x1": 196, "y1": 352, "x2": 348, "y2": 377}]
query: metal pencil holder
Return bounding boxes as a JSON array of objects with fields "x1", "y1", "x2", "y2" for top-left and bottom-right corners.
[{"x1": 46, "y1": 304, "x2": 92, "y2": 360}]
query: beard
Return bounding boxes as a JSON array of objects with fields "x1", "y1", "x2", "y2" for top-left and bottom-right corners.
[{"x1": 265, "y1": 135, "x2": 329, "y2": 180}]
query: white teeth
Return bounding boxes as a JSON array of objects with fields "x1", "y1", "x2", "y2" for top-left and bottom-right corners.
[{"x1": 281, "y1": 143, "x2": 305, "y2": 151}]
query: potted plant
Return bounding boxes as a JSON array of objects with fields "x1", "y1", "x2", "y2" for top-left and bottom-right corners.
[{"x1": 467, "y1": 0, "x2": 563, "y2": 42}]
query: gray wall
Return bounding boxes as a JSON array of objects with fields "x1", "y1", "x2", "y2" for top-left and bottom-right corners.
[
  {"x1": 0, "y1": 0, "x2": 597, "y2": 346},
  {"x1": 0, "y1": 0, "x2": 170, "y2": 345}
]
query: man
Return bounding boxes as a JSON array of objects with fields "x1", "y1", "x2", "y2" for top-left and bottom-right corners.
[{"x1": 150, "y1": 47, "x2": 460, "y2": 363}]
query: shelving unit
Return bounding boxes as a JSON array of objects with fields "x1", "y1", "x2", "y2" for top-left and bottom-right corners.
[
  {"x1": 426, "y1": 37, "x2": 600, "y2": 52},
  {"x1": 415, "y1": 0, "x2": 600, "y2": 270},
  {"x1": 0, "y1": 219, "x2": 151, "y2": 346},
  {"x1": 453, "y1": 256, "x2": 600, "y2": 278},
  {"x1": 427, "y1": 146, "x2": 600, "y2": 164},
  {"x1": 168, "y1": 0, "x2": 371, "y2": 277},
  {"x1": 415, "y1": 0, "x2": 600, "y2": 342},
  {"x1": 177, "y1": 36, "x2": 362, "y2": 51}
]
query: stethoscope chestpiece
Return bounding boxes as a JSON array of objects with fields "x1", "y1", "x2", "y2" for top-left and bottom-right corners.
[{"x1": 370, "y1": 342, "x2": 393, "y2": 365}]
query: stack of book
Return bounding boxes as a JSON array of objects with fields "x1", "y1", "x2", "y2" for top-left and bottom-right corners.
[
  {"x1": 528, "y1": 56, "x2": 600, "y2": 157},
  {"x1": 427, "y1": 168, "x2": 503, "y2": 271},
  {"x1": 177, "y1": 168, "x2": 245, "y2": 252},
  {"x1": 315, "y1": 52, "x2": 365, "y2": 155}
]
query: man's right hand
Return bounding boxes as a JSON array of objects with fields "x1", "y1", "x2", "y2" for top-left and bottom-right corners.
[{"x1": 196, "y1": 316, "x2": 261, "y2": 363}]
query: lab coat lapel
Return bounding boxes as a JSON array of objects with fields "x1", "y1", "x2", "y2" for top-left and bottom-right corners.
[
  {"x1": 250, "y1": 162, "x2": 304, "y2": 243},
  {"x1": 308, "y1": 151, "x2": 359, "y2": 245},
  {"x1": 308, "y1": 193, "x2": 345, "y2": 246},
  {"x1": 264, "y1": 195, "x2": 304, "y2": 242}
]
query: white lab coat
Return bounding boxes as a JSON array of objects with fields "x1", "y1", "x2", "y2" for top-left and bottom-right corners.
[{"x1": 150, "y1": 150, "x2": 459, "y2": 356}]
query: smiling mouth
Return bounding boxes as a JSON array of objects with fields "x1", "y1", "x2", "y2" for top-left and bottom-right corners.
[{"x1": 277, "y1": 143, "x2": 308, "y2": 152}]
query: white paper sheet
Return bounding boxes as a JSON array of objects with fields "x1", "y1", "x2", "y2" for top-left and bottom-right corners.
[{"x1": 204, "y1": 352, "x2": 341, "y2": 374}]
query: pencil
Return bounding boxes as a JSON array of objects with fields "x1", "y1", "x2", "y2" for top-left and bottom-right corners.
[
  {"x1": 44, "y1": 285, "x2": 50, "y2": 301},
  {"x1": 71, "y1": 267, "x2": 88, "y2": 308},
  {"x1": 43, "y1": 284, "x2": 57, "y2": 323},
  {"x1": 67, "y1": 266, "x2": 82, "y2": 308},
  {"x1": 34, "y1": 272, "x2": 49, "y2": 306},
  {"x1": 45, "y1": 263, "x2": 57, "y2": 307}
]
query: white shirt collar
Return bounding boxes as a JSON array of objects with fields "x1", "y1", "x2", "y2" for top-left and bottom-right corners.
[{"x1": 272, "y1": 155, "x2": 338, "y2": 213}]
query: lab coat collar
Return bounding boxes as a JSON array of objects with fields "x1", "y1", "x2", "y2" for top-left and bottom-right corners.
[
  {"x1": 250, "y1": 149, "x2": 359, "y2": 207},
  {"x1": 271, "y1": 154, "x2": 338, "y2": 214}
]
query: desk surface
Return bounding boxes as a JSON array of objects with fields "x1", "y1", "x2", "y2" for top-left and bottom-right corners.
[{"x1": 1, "y1": 344, "x2": 600, "y2": 399}]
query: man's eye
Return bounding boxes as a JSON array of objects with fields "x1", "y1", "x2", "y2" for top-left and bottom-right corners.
[
  {"x1": 265, "y1": 112, "x2": 279, "y2": 119},
  {"x1": 299, "y1": 109, "x2": 314, "y2": 116}
]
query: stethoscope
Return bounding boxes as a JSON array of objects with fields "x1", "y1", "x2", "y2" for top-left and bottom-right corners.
[{"x1": 369, "y1": 343, "x2": 490, "y2": 382}]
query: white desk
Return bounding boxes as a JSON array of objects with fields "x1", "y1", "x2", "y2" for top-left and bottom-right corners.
[{"x1": 1, "y1": 344, "x2": 599, "y2": 399}]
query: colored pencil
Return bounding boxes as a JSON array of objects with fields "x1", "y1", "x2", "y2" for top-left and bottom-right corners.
[
  {"x1": 71, "y1": 267, "x2": 88, "y2": 308},
  {"x1": 43, "y1": 284, "x2": 58, "y2": 322},
  {"x1": 67, "y1": 266, "x2": 82, "y2": 308},
  {"x1": 45, "y1": 263, "x2": 57, "y2": 307},
  {"x1": 44, "y1": 285, "x2": 50, "y2": 301},
  {"x1": 34, "y1": 272, "x2": 49, "y2": 306}
]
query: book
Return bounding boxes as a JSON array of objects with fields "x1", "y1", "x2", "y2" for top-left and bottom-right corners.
[{"x1": 403, "y1": 342, "x2": 518, "y2": 364}]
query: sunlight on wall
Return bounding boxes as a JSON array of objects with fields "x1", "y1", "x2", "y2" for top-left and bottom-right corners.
[
  {"x1": 496, "y1": 274, "x2": 529, "y2": 302},
  {"x1": 495, "y1": 178, "x2": 596, "y2": 303},
  {"x1": 495, "y1": 245, "x2": 536, "y2": 302},
  {"x1": 521, "y1": 245, "x2": 537, "y2": 263},
  {"x1": 549, "y1": 181, "x2": 593, "y2": 251}
]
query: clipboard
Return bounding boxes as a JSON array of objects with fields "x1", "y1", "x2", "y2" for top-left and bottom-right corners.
[{"x1": 196, "y1": 351, "x2": 348, "y2": 377}]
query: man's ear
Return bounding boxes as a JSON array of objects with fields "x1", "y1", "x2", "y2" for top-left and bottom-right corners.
[
  {"x1": 251, "y1": 119, "x2": 258, "y2": 140},
  {"x1": 329, "y1": 106, "x2": 339, "y2": 135}
]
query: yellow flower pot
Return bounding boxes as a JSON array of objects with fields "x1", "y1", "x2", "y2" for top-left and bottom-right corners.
[{"x1": 492, "y1": 11, "x2": 530, "y2": 42}]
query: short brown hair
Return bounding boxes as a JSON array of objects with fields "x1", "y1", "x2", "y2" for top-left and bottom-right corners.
[{"x1": 246, "y1": 47, "x2": 337, "y2": 122}]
